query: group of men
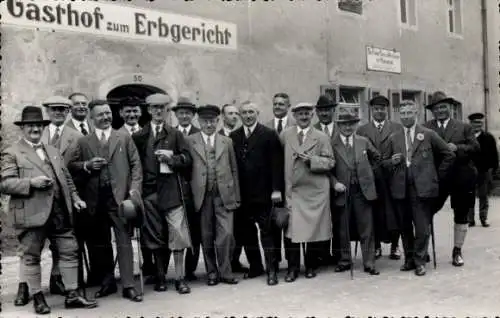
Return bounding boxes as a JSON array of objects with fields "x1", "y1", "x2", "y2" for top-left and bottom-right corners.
[{"x1": 1, "y1": 89, "x2": 497, "y2": 315}]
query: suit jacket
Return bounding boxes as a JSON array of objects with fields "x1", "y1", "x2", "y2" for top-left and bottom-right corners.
[
  {"x1": 313, "y1": 121, "x2": 338, "y2": 139},
  {"x1": 132, "y1": 124, "x2": 192, "y2": 209},
  {"x1": 41, "y1": 124, "x2": 82, "y2": 164},
  {"x1": 383, "y1": 124, "x2": 455, "y2": 200},
  {"x1": 230, "y1": 123, "x2": 284, "y2": 205},
  {"x1": 65, "y1": 118, "x2": 94, "y2": 136},
  {"x1": 473, "y1": 131, "x2": 499, "y2": 172},
  {"x1": 67, "y1": 129, "x2": 143, "y2": 212},
  {"x1": 424, "y1": 118, "x2": 479, "y2": 190},
  {"x1": 331, "y1": 134, "x2": 380, "y2": 206},
  {"x1": 185, "y1": 132, "x2": 241, "y2": 213},
  {"x1": 0, "y1": 139, "x2": 81, "y2": 228},
  {"x1": 265, "y1": 116, "x2": 296, "y2": 132}
]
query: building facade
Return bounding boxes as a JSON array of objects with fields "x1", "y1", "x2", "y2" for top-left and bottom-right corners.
[{"x1": 1, "y1": 0, "x2": 498, "y2": 133}]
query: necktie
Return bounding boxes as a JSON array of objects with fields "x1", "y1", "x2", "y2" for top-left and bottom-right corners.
[
  {"x1": 377, "y1": 123, "x2": 383, "y2": 132},
  {"x1": 324, "y1": 125, "x2": 330, "y2": 137},
  {"x1": 33, "y1": 144, "x2": 47, "y2": 162},
  {"x1": 246, "y1": 127, "x2": 251, "y2": 138},
  {"x1": 406, "y1": 129, "x2": 413, "y2": 165},
  {"x1": 297, "y1": 130, "x2": 304, "y2": 146},
  {"x1": 437, "y1": 120, "x2": 446, "y2": 138},
  {"x1": 155, "y1": 125, "x2": 161, "y2": 139},
  {"x1": 130, "y1": 126, "x2": 136, "y2": 134},
  {"x1": 183, "y1": 128, "x2": 188, "y2": 136},
  {"x1": 50, "y1": 127, "x2": 61, "y2": 145},
  {"x1": 100, "y1": 131, "x2": 107, "y2": 145},
  {"x1": 80, "y1": 123, "x2": 88, "y2": 136},
  {"x1": 277, "y1": 119, "x2": 283, "y2": 134}
]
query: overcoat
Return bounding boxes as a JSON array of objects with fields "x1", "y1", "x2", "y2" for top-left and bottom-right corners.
[{"x1": 281, "y1": 126, "x2": 335, "y2": 243}]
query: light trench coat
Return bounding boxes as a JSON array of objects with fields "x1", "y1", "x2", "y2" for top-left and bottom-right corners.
[{"x1": 280, "y1": 126, "x2": 335, "y2": 243}]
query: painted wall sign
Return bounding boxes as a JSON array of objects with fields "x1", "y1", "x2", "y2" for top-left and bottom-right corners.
[
  {"x1": 366, "y1": 46, "x2": 401, "y2": 74},
  {"x1": 1, "y1": 0, "x2": 238, "y2": 50}
]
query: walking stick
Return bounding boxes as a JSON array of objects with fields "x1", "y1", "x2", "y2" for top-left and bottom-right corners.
[
  {"x1": 343, "y1": 189, "x2": 354, "y2": 280},
  {"x1": 430, "y1": 218, "x2": 437, "y2": 269},
  {"x1": 74, "y1": 208, "x2": 87, "y2": 296},
  {"x1": 136, "y1": 226, "x2": 144, "y2": 295}
]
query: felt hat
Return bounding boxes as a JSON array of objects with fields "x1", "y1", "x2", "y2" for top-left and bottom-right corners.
[
  {"x1": 425, "y1": 91, "x2": 460, "y2": 110},
  {"x1": 172, "y1": 97, "x2": 196, "y2": 112},
  {"x1": 117, "y1": 190, "x2": 144, "y2": 222},
  {"x1": 315, "y1": 95, "x2": 337, "y2": 109},
  {"x1": 14, "y1": 106, "x2": 51, "y2": 126}
]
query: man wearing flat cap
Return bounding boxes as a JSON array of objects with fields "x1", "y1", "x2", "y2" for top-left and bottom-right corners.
[
  {"x1": 467, "y1": 112, "x2": 498, "y2": 227},
  {"x1": 357, "y1": 95, "x2": 403, "y2": 261},
  {"x1": 280, "y1": 102, "x2": 335, "y2": 282},
  {"x1": 331, "y1": 111, "x2": 381, "y2": 276},
  {"x1": 132, "y1": 93, "x2": 194, "y2": 294},
  {"x1": 173, "y1": 97, "x2": 200, "y2": 136},
  {"x1": 424, "y1": 91, "x2": 479, "y2": 267},
  {"x1": 67, "y1": 100, "x2": 143, "y2": 302},
  {"x1": 1, "y1": 106, "x2": 97, "y2": 314},
  {"x1": 185, "y1": 104, "x2": 241, "y2": 286}
]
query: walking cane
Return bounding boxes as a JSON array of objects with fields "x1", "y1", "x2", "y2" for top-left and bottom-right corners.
[
  {"x1": 74, "y1": 207, "x2": 87, "y2": 297},
  {"x1": 343, "y1": 189, "x2": 354, "y2": 280},
  {"x1": 430, "y1": 218, "x2": 437, "y2": 269},
  {"x1": 136, "y1": 225, "x2": 144, "y2": 295},
  {"x1": 176, "y1": 173, "x2": 193, "y2": 278}
]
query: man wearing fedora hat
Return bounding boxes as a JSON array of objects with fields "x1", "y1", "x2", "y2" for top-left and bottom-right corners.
[
  {"x1": 133, "y1": 93, "x2": 194, "y2": 294},
  {"x1": 67, "y1": 100, "x2": 143, "y2": 302},
  {"x1": 357, "y1": 95, "x2": 403, "y2": 261},
  {"x1": 467, "y1": 112, "x2": 498, "y2": 227},
  {"x1": 1, "y1": 106, "x2": 98, "y2": 314},
  {"x1": 424, "y1": 91, "x2": 479, "y2": 267},
  {"x1": 281, "y1": 102, "x2": 334, "y2": 282},
  {"x1": 185, "y1": 104, "x2": 241, "y2": 286},
  {"x1": 330, "y1": 110, "x2": 381, "y2": 276},
  {"x1": 173, "y1": 97, "x2": 200, "y2": 136}
]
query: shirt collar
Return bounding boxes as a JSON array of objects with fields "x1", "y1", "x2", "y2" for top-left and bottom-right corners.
[
  {"x1": 340, "y1": 134, "x2": 353, "y2": 145},
  {"x1": 373, "y1": 120, "x2": 385, "y2": 128},
  {"x1": 321, "y1": 122, "x2": 334, "y2": 132},
  {"x1": 275, "y1": 116, "x2": 287, "y2": 127},
  {"x1": 24, "y1": 138, "x2": 43, "y2": 148},
  {"x1": 245, "y1": 122, "x2": 258, "y2": 135},
  {"x1": 223, "y1": 126, "x2": 235, "y2": 136},
  {"x1": 124, "y1": 123, "x2": 140, "y2": 134},
  {"x1": 297, "y1": 126, "x2": 310, "y2": 135},
  {"x1": 72, "y1": 117, "x2": 87, "y2": 128},
  {"x1": 475, "y1": 131, "x2": 482, "y2": 138},
  {"x1": 201, "y1": 131, "x2": 215, "y2": 143},
  {"x1": 95, "y1": 127, "x2": 112, "y2": 140},
  {"x1": 179, "y1": 124, "x2": 192, "y2": 134},
  {"x1": 439, "y1": 118, "x2": 450, "y2": 128},
  {"x1": 151, "y1": 121, "x2": 164, "y2": 132},
  {"x1": 49, "y1": 123, "x2": 64, "y2": 136}
]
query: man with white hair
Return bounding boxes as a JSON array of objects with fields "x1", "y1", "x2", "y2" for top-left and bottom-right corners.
[
  {"x1": 230, "y1": 101, "x2": 284, "y2": 285},
  {"x1": 384, "y1": 100, "x2": 455, "y2": 276}
]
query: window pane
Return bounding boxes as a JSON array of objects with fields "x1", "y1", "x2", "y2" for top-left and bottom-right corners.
[
  {"x1": 340, "y1": 88, "x2": 360, "y2": 104},
  {"x1": 400, "y1": 0, "x2": 407, "y2": 23},
  {"x1": 454, "y1": 0, "x2": 462, "y2": 33},
  {"x1": 408, "y1": 0, "x2": 417, "y2": 26},
  {"x1": 448, "y1": 10, "x2": 454, "y2": 33},
  {"x1": 338, "y1": 0, "x2": 363, "y2": 15}
]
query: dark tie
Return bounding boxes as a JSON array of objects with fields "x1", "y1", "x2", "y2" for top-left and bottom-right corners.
[
  {"x1": 183, "y1": 128, "x2": 189, "y2": 136},
  {"x1": 345, "y1": 136, "x2": 354, "y2": 157},
  {"x1": 437, "y1": 121, "x2": 446, "y2": 138},
  {"x1": 50, "y1": 127, "x2": 61, "y2": 145},
  {"x1": 277, "y1": 119, "x2": 283, "y2": 134},
  {"x1": 130, "y1": 126, "x2": 136, "y2": 134},
  {"x1": 155, "y1": 125, "x2": 161, "y2": 139},
  {"x1": 80, "y1": 123, "x2": 88, "y2": 136},
  {"x1": 297, "y1": 130, "x2": 304, "y2": 146},
  {"x1": 324, "y1": 125, "x2": 330, "y2": 137},
  {"x1": 406, "y1": 129, "x2": 413, "y2": 163},
  {"x1": 378, "y1": 123, "x2": 383, "y2": 132}
]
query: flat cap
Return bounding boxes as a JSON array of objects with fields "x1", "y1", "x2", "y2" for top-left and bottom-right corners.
[
  {"x1": 172, "y1": 96, "x2": 196, "y2": 112},
  {"x1": 42, "y1": 95, "x2": 72, "y2": 108},
  {"x1": 369, "y1": 95, "x2": 390, "y2": 107},
  {"x1": 315, "y1": 95, "x2": 337, "y2": 109},
  {"x1": 468, "y1": 112, "x2": 485, "y2": 121},
  {"x1": 197, "y1": 104, "x2": 221, "y2": 118},
  {"x1": 145, "y1": 93, "x2": 171, "y2": 105},
  {"x1": 291, "y1": 102, "x2": 314, "y2": 112}
]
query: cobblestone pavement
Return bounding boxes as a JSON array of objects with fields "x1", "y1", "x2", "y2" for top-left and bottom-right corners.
[{"x1": 2, "y1": 198, "x2": 500, "y2": 317}]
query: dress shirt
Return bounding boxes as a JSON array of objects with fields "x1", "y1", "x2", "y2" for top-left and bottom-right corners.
[
  {"x1": 95, "y1": 127, "x2": 112, "y2": 142},
  {"x1": 178, "y1": 124, "x2": 192, "y2": 136},
  {"x1": 244, "y1": 122, "x2": 258, "y2": 137},
  {"x1": 72, "y1": 118, "x2": 89, "y2": 135},
  {"x1": 438, "y1": 118, "x2": 450, "y2": 129},
  {"x1": 201, "y1": 132, "x2": 215, "y2": 147},
  {"x1": 124, "y1": 123, "x2": 140, "y2": 135},
  {"x1": 373, "y1": 120, "x2": 385, "y2": 131},
  {"x1": 296, "y1": 126, "x2": 310, "y2": 144},
  {"x1": 340, "y1": 134, "x2": 353, "y2": 147},
  {"x1": 321, "y1": 122, "x2": 334, "y2": 137},
  {"x1": 48, "y1": 123, "x2": 64, "y2": 140},
  {"x1": 222, "y1": 126, "x2": 234, "y2": 137},
  {"x1": 151, "y1": 122, "x2": 164, "y2": 138},
  {"x1": 24, "y1": 139, "x2": 46, "y2": 161},
  {"x1": 404, "y1": 124, "x2": 416, "y2": 167},
  {"x1": 475, "y1": 131, "x2": 482, "y2": 138},
  {"x1": 274, "y1": 116, "x2": 288, "y2": 130}
]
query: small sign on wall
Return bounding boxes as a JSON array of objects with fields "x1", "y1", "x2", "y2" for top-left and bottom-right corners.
[{"x1": 366, "y1": 46, "x2": 401, "y2": 74}]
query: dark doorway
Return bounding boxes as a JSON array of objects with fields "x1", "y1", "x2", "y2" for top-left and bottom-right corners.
[{"x1": 106, "y1": 84, "x2": 166, "y2": 129}]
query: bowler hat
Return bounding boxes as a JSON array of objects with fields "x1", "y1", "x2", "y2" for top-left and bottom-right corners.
[
  {"x1": 425, "y1": 91, "x2": 460, "y2": 110},
  {"x1": 118, "y1": 190, "x2": 144, "y2": 222},
  {"x1": 145, "y1": 93, "x2": 171, "y2": 106},
  {"x1": 197, "y1": 104, "x2": 221, "y2": 118},
  {"x1": 291, "y1": 102, "x2": 314, "y2": 112},
  {"x1": 369, "y1": 95, "x2": 390, "y2": 107},
  {"x1": 335, "y1": 112, "x2": 360, "y2": 124},
  {"x1": 14, "y1": 106, "x2": 51, "y2": 126},
  {"x1": 315, "y1": 95, "x2": 337, "y2": 109},
  {"x1": 468, "y1": 112, "x2": 485, "y2": 121},
  {"x1": 172, "y1": 97, "x2": 196, "y2": 112},
  {"x1": 42, "y1": 95, "x2": 72, "y2": 108}
]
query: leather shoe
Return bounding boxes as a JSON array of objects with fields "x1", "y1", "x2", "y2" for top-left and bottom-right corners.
[
  {"x1": 207, "y1": 273, "x2": 219, "y2": 286},
  {"x1": 175, "y1": 279, "x2": 191, "y2": 294},
  {"x1": 415, "y1": 265, "x2": 426, "y2": 276},
  {"x1": 389, "y1": 247, "x2": 401, "y2": 260},
  {"x1": 94, "y1": 282, "x2": 118, "y2": 298},
  {"x1": 154, "y1": 278, "x2": 168, "y2": 292},
  {"x1": 364, "y1": 267, "x2": 380, "y2": 275},
  {"x1": 185, "y1": 272, "x2": 198, "y2": 281},
  {"x1": 267, "y1": 272, "x2": 278, "y2": 286},
  {"x1": 65, "y1": 289, "x2": 98, "y2": 309},
  {"x1": 400, "y1": 262, "x2": 416, "y2": 271},
  {"x1": 33, "y1": 291, "x2": 51, "y2": 315},
  {"x1": 284, "y1": 270, "x2": 298, "y2": 283},
  {"x1": 481, "y1": 220, "x2": 490, "y2": 228},
  {"x1": 14, "y1": 282, "x2": 30, "y2": 306},
  {"x1": 304, "y1": 268, "x2": 317, "y2": 279},
  {"x1": 220, "y1": 276, "x2": 239, "y2": 284},
  {"x1": 244, "y1": 268, "x2": 264, "y2": 279},
  {"x1": 375, "y1": 248, "x2": 382, "y2": 259},
  {"x1": 122, "y1": 287, "x2": 143, "y2": 302},
  {"x1": 334, "y1": 264, "x2": 352, "y2": 273},
  {"x1": 452, "y1": 248, "x2": 464, "y2": 267},
  {"x1": 231, "y1": 262, "x2": 249, "y2": 273},
  {"x1": 50, "y1": 274, "x2": 66, "y2": 295}
]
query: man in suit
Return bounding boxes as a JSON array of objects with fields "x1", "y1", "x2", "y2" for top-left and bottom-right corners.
[
  {"x1": 385, "y1": 101, "x2": 455, "y2": 276},
  {"x1": 67, "y1": 100, "x2": 143, "y2": 302},
  {"x1": 132, "y1": 93, "x2": 193, "y2": 294},
  {"x1": 174, "y1": 97, "x2": 200, "y2": 136},
  {"x1": 185, "y1": 105, "x2": 241, "y2": 286},
  {"x1": 219, "y1": 103, "x2": 240, "y2": 137},
  {"x1": 424, "y1": 91, "x2": 479, "y2": 267},
  {"x1": 357, "y1": 95, "x2": 403, "y2": 260},
  {"x1": 281, "y1": 102, "x2": 335, "y2": 282},
  {"x1": 231, "y1": 101, "x2": 284, "y2": 285},
  {"x1": 331, "y1": 111, "x2": 380, "y2": 276},
  {"x1": 265, "y1": 92, "x2": 295, "y2": 269},
  {"x1": 66, "y1": 92, "x2": 93, "y2": 136},
  {"x1": 313, "y1": 94, "x2": 339, "y2": 267},
  {"x1": 468, "y1": 112, "x2": 498, "y2": 227},
  {"x1": 1, "y1": 106, "x2": 97, "y2": 314}
]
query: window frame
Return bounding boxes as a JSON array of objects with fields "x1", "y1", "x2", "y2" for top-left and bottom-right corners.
[
  {"x1": 336, "y1": 0, "x2": 366, "y2": 20},
  {"x1": 399, "y1": 0, "x2": 418, "y2": 30},
  {"x1": 446, "y1": 0, "x2": 464, "y2": 38}
]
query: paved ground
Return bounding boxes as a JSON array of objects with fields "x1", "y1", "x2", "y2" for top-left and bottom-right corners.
[{"x1": 2, "y1": 198, "x2": 500, "y2": 317}]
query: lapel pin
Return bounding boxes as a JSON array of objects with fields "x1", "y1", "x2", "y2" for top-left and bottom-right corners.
[{"x1": 417, "y1": 133, "x2": 424, "y2": 141}]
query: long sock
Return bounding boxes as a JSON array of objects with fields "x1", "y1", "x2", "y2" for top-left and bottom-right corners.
[
  {"x1": 454, "y1": 224, "x2": 468, "y2": 249},
  {"x1": 173, "y1": 250, "x2": 185, "y2": 280}
]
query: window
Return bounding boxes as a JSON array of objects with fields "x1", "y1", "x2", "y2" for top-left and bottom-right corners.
[
  {"x1": 400, "y1": 0, "x2": 417, "y2": 27},
  {"x1": 338, "y1": 86, "x2": 365, "y2": 120},
  {"x1": 338, "y1": 0, "x2": 363, "y2": 15},
  {"x1": 447, "y1": 0, "x2": 462, "y2": 35}
]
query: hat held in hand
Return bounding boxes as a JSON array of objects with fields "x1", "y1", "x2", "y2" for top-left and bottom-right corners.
[{"x1": 118, "y1": 190, "x2": 144, "y2": 222}]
